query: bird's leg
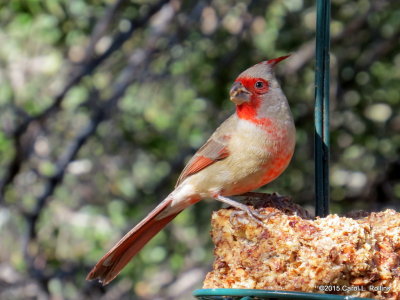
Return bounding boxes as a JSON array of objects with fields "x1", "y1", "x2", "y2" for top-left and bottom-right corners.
[{"x1": 215, "y1": 195, "x2": 269, "y2": 228}]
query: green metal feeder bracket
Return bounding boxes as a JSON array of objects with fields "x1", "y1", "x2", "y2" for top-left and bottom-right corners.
[
  {"x1": 193, "y1": 289, "x2": 373, "y2": 300},
  {"x1": 314, "y1": 0, "x2": 331, "y2": 218}
]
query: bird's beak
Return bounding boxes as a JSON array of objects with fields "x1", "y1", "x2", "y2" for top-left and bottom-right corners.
[{"x1": 230, "y1": 81, "x2": 251, "y2": 105}]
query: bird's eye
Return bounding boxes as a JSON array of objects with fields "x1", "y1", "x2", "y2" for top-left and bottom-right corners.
[{"x1": 255, "y1": 81, "x2": 264, "y2": 89}]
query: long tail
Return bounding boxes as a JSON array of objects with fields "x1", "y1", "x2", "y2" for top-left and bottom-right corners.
[{"x1": 86, "y1": 196, "x2": 182, "y2": 285}]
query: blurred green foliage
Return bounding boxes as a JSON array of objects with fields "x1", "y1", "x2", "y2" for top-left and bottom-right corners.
[{"x1": 0, "y1": 0, "x2": 399, "y2": 299}]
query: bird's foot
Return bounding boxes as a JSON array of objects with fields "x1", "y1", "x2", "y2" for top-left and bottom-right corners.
[{"x1": 215, "y1": 195, "x2": 273, "y2": 228}]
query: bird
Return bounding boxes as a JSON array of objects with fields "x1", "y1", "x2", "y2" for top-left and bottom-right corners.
[{"x1": 86, "y1": 55, "x2": 296, "y2": 285}]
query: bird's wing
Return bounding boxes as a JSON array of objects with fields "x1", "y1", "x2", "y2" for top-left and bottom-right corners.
[{"x1": 175, "y1": 115, "x2": 236, "y2": 187}]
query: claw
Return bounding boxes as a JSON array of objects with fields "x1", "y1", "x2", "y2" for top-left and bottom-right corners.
[
  {"x1": 246, "y1": 208, "x2": 268, "y2": 228},
  {"x1": 215, "y1": 194, "x2": 277, "y2": 229}
]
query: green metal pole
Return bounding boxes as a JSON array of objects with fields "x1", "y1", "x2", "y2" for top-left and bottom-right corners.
[{"x1": 314, "y1": 0, "x2": 331, "y2": 217}]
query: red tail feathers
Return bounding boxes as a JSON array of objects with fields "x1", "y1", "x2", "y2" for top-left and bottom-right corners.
[{"x1": 86, "y1": 197, "x2": 180, "y2": 285}]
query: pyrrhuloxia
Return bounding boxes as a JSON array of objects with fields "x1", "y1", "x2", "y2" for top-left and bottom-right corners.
[{"x1": 87, "y1": 55, "x2": 296, "y2": 285}]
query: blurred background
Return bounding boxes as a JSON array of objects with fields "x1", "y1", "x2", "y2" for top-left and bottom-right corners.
[{"x1": 0, "y1": 0, "x2": 399, "y2": 299}]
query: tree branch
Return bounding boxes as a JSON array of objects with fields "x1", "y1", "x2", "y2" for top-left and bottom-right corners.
[{"x1": 0, "y1": 0, "x2": 171, "y2": 203}]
